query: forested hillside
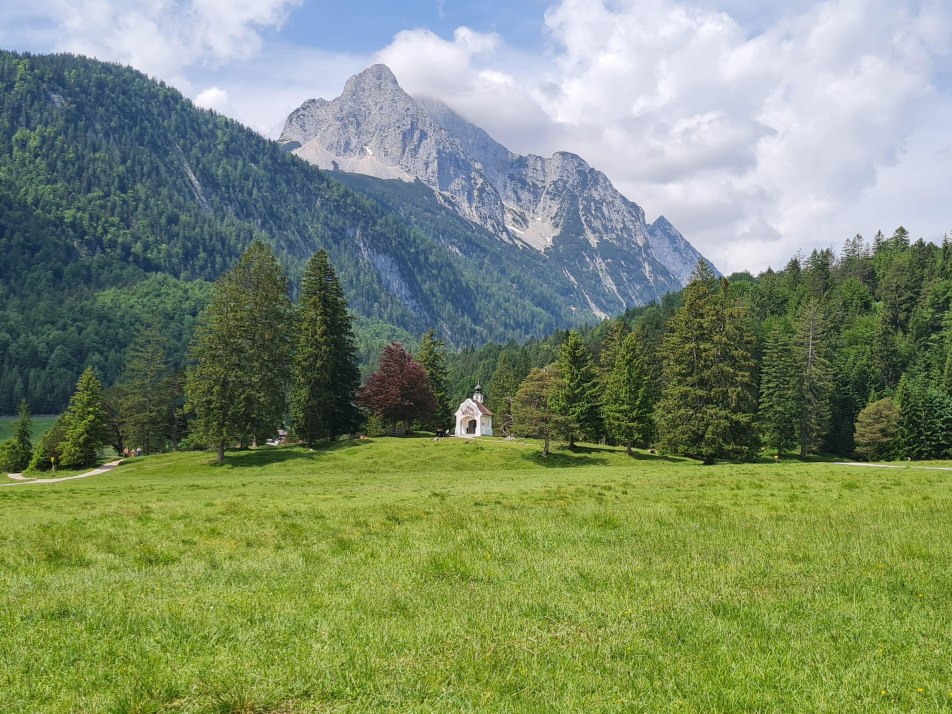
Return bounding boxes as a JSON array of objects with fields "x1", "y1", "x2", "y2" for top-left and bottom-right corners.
[
  {"x1": 450, "y1": 229, "x2": 952, "y2": 458},
  {"x1": 0, "y1": 51, "x2": 586, "y2": 413}
]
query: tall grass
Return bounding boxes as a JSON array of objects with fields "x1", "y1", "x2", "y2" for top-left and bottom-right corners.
[{"x1": 1, "y1": 437, "x2": 950, "y2": 712}]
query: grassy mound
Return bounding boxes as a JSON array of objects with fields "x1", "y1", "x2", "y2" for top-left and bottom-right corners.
[{"x1": 1, "y1": 437, "x2": 950, "y2": 712}]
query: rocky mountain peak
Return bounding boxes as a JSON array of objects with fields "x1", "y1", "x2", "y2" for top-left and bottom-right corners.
[{"x1": 279, "y1": 64, "x2": 716, "y2": 315}]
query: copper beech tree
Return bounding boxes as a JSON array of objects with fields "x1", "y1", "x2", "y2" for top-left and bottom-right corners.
[{"x1": 358, "y1": 343, "x2": 437, "y2": 432}]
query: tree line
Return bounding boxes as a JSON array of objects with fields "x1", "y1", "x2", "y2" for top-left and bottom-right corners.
[
  {"x1": 450, "y1": 228, "x2": 952, "y2": 463},
  {"x1": 7, "y1": 226, "x2": 952, "y2": 469}
]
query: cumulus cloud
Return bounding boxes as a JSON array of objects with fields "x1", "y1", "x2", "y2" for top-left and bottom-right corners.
[
  {"x1": 194, "y1": 85, "x2": 231, "y2": 112},
  {"x1": 6, "y1": 0, "x2": 301, "y2": 88},
  {"x1": 365, "y1": 0, "x2": 952, "y2": 272}
]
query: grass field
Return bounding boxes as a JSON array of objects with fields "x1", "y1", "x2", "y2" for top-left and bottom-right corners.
[
  {"x1": 1, "y1": 437, "x2": 950, "y2": 712},
  {"x1": 0, "y1": 413, "x2": 59, "y2": 443}
]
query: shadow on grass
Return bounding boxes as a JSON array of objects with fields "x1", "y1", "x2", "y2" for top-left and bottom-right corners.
[
  {"x1": 215, "y1": 438, "x2": 371, "y2": 468},
  {"x1": 571, "y1": 444, "x2": 684, "y2": 463},
  {"x1": 519, "y1": 450, "x2": 610, "y2": 468}
]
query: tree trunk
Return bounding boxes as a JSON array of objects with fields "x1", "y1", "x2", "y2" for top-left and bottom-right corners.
[
  {"x1": 543, "y1": 435, "x2": 550, "y2": 457},
  {"x1": 626, "y1": 439, "x2": 633, "y2": 457},
  {"x1": 217, "y1": 441, "x2": 225, "y2": 463},
  {"x1": 800, "y1": 408, "x2": 809, "y2": 459}
]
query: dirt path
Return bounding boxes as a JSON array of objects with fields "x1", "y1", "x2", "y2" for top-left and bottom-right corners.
[
  {"x1": 835, "y1": 462, "x2": 952, "y2": 472},
  {"x1": 1, "y1": 459, "x2": 123, "y2": 487}
]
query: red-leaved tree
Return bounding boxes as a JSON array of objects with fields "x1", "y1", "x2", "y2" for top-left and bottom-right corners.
[{"x1": 358, "y1": 343, "x2": 438, "y2": 430}]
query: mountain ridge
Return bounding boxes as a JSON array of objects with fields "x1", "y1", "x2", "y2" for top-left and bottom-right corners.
[{"x1": 280, "y1": 63, "x2": 717, "y2": 315}]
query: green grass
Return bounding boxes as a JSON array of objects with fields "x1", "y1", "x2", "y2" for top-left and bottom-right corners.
[
  {"x1": 1, "y1": 437, "x2": 951, "y2": 712},
  {"x1": 0, "y1": 414, "x2": 58, "y2": 442}
]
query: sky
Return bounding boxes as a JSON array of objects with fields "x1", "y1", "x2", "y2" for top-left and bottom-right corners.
[{"x1": 1, "y1": 0, "x2": 950, "y2": 275}]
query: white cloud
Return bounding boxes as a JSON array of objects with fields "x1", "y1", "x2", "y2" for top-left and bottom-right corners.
[
  {"x1": 194, "y1": 85, "x2": 230, "y2": 112},
  {"x1": 6, "y1": 0, "x2": 301, "y2": 88},
  {"x1": 364, "y1": 0, "x2": 952, "y2": 273}
]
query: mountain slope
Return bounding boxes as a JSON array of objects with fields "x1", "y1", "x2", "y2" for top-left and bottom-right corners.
[
  {"x1": 280, "y1": 64, "x2": 716, "y2": 316},
  {"x1": 0, "y1": 51, "x2": 596, "y2": 412}
]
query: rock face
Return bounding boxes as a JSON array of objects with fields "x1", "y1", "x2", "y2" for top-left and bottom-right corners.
[{"x1": 280, "y1": 64, "x2": 715, "y2": 315}]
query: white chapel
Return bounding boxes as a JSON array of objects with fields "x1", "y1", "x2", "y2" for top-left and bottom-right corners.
[{"x1": 455, "y1": 384, "x2": 493, "y2": 437}]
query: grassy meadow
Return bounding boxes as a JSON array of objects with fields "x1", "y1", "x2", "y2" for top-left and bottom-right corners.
[
  {"x1": 1, "y1": 436, "x2": 951, "y2": 712},
  {"x1": 0, "y1": 413, "x2": 58, "y2": 443}
]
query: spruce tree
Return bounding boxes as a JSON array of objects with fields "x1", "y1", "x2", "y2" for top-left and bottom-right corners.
[
  {"x1": 0, "y1": 400, "x2": 33, "y2": 472},
  {"x1": 552, "y1": 331, "x2": 603, "y2": 447},
  {"x1": 657, "y1": 265, "x2": 759, "y2": 464},
  {"x1": 487, "y1": 347, "x2": 527, "y2": 437},
  {"x1": 599, "y1": 319, "x2": 629, "y2": 379},
  {"x1": 291, "y1": 250, "x2": 361, "y2": 446},
  {"x1": 186, "y1": 242, "x2": 293, "y2": 462},
  {"x1": 117, "y1": 328, "x2": 177, "y2": 454},
  {"x1": 59, "y1": 367, "x2": 111, "y2": 469},
  {"x1": 417, "y1": 329, "x2": 452, "y2": 434},
  {"x1": 758, "y1": 321, "x2": 800, "y2": 457},
  {"x1": 795, "y1": 299, "x2": 833, "y2": 457},
  {"x1": 894, "y1": 374, "x2": 952, "y2": 459},
  {"x1": 512, "y1": 366, "x2": 569, "y2": 457},
  {"x1": 601, "y1": 333, "x2": 652, "y2": 456}
]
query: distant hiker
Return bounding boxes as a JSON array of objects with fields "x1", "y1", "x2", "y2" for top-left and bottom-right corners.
[{"x1": 135, "y1": 447, "x2": 142, "y2": 457}]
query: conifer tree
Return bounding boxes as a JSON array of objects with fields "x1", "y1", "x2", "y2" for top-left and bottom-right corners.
[
  {"x1": 291, "y1": 250, "x2": 361, "y2": 446},
  {"x1": 552, "y1": 331, "x2": 603, "y2": 447},
  {"x1": 487, "y1": 347, "x2": 525, "y2": 436},
  {"x1": 117, "y1": 328, "x2": 178, "y2": 454},
  {"x1": 599, "y1": 318, "x2": 629, "y2": 379},
  {"x1": 512, "y1": 365, "x2": 568, "y2": 457},
  {"x1": 0, "y1": 400, "x2": 33, "y2": 472},
  {"x1": 795, "y1": 299, "x2": 833, "y2": 457},
  {"x1": 601, "y1": 333, "x2": 652, "y2": 455},
  {"x1": 894, "y1": 374, "x2": 952, "y2": 459},
  {"x1": 417, "y1": 329, "x2": 452, "y2": 433},
  {"x1": 758, "y1": 321, "x2": 800, "y2": 457},
  {"x1": 657, "y1": 264, "x2": 759, "y2": 464},
  {"x1": 186, "y1": 242, "x2": 293, "y2": 462},
  {"x1": 59, "y1": 367, "x2": 111, "y2": 469},
  {"x1": 29, "y1": 417, "x2": 68, "y2": 472}
]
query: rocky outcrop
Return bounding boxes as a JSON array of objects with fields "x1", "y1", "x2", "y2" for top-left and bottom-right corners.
[{"x1": 280, "y1": 64, "x2": 716, "y2": 314}]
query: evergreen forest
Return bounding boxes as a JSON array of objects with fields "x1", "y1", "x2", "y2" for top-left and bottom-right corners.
[{"x1": 0, "y1": 51, "x2": 589, "y2": 413}]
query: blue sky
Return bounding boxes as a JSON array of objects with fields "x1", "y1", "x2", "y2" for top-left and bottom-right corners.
[
  {"x1": 1, "y1": 0, "x2": 950, "y2": 273},
  {"x1": 280, "y1": 1, "x2": 551, "y2": 53}
]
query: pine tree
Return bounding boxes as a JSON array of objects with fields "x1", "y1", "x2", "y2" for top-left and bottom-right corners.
[
  {"x1": 0, "y1": 400, "x2": 33, "y2": 472},
  {"x1": 417, "y1": 329, "x2": 452, "y2": 434},
  {"x1": 59, "y1": 367, "x2": 111, "y2": 469},
  {"x1": 117, "y1": 328, "x2": 177, "y2": 454},
  {"x1": 795, "y1": 299, "x2": 833, "y2": 457},
  {"x1": 29, "y1": 417, "x2": 68, "y2": 472},
  {"x1": 186, "y1": 242, "x2": 293, "y2": 462},
  {"x1": 552, "y1": 331, "x2": 603, "y2": 447},
  {"x1": 599, "y1": 318, "x2": 629, "y2": 379},
  {"x1": 657, "y1": 265, "x2": 759, "y2": 464},
  {"x1": 894, "y1": 374, "x2": 952, "y2": 459},
  {"x1": 601, "y1": 333, "x2": 652, "y2": 455},
  {"x1": 487, "y1": 348, "x2": 526, "y2": 437},
  {"x1": 758, "y1": 321, "x2": 800, "y2": 457},
  {"x1": 358, "y1": 343, "x2": 437, "y2": 431},
  {"x1": 512, "y1": 366, "x2": 569, "y2": 457},
  {"x1": 291, "y1": 249, "x2": 361, "y2": 446}
]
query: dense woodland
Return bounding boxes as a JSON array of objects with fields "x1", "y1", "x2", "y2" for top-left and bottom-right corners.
[{"x1": 446, "y1": 228, "x2": 952, "y2": 459}]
